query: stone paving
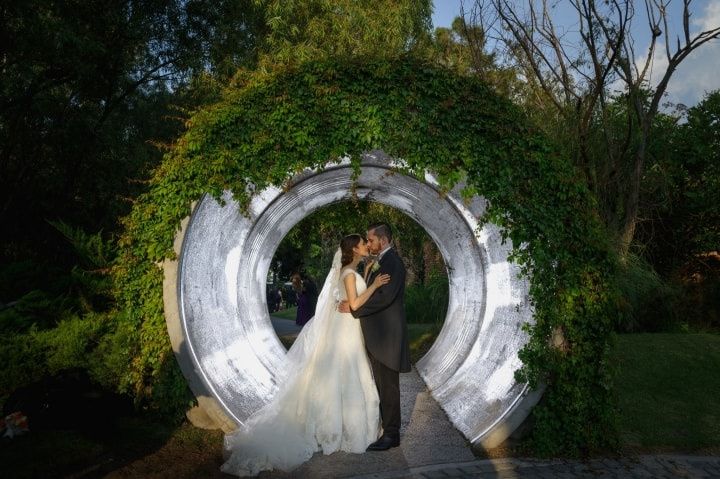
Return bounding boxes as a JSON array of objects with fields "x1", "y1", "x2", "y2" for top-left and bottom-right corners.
[
  {"x1": 350, "y1": 455, "x2": 720, "y2": 478},
  {"x1": 269, "y1": 316, "x2": 303, "y2": 337}
]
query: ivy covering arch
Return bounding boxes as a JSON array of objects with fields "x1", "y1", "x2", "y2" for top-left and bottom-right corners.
[{"x1": 114, "y1": 56, "x2": 618, "y2": 454}]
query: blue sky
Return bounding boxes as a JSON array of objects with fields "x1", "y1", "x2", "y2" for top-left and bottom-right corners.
[
  {"x1": 431, "y1": 0, "x2": 720, "y2": 107},
  {"x1": 432, "y1": 0, "x2": 463, "y2": 29}
]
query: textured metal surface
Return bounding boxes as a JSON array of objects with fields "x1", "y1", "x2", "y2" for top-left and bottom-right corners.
[{"x1": 172, "y1": 151, "x2": 540, "y2": 446}]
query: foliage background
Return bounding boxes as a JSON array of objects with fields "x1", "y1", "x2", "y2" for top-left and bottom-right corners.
[{"x1": 110, "y1": 56, "x2": 618, "y2": 455}]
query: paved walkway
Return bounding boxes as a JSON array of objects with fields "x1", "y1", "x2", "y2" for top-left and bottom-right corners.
[
  {"x1": 349, "y1": 455, "x2": 720, "y2": 478},
  {"x1": 270, "y1": 315, "x2": 303, "y2": 337}
]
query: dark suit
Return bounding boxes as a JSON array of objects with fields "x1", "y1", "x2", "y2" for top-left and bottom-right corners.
[{"x1": 351, "y1": 247, "x2": 410, "y2": 438}]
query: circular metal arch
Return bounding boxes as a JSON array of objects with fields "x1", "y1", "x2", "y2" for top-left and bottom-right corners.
[{"x1": 163, "y1": 151, "x2": 542, "y2": 448}]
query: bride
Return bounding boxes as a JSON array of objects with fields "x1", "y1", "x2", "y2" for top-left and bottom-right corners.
[{"x1": 221, "y1": 234, "x2": 390, "y2": 476}]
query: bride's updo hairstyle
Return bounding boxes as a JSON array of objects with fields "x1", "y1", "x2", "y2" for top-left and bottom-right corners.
[{"x1": 340, "y1": 234, "x2": 364, "y2": 267}]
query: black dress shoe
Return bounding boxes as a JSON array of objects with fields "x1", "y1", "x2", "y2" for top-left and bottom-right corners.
[{"x1": 366, "y1": 434, "x2": 400, "y2": 451}]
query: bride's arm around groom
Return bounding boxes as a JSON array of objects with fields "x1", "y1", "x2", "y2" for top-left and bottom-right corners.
[
  {"x1": 343, "y1": 270, "x2": 390, "y2": 311},
  {"x1": 350, "y1": 247, "x2": 410, "y2": 373}
]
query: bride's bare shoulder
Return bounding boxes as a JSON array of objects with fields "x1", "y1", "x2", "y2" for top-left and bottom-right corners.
[{"x1": 340, "y1": 268, "x2": 357, "y2": 279}]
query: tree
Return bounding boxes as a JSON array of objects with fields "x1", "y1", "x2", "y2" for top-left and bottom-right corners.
[
  {"x1": 426, "y1": 17, "x2": 521, "y2": 98},
  {"x1": 638, "y1": 90, "x2": 720, "y2": 273},
  {"x1": 0, "y1": 0, "x2": 265, "y2": 267},
  {"x1": 252, "y1": 0, "x2": 432, "y2": 66},
  {"x1": 463, "y1": 0, "x2": 720, "y2": 255}
]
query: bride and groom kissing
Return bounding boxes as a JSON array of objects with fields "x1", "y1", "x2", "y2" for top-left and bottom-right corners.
[{"x1": 221, "y1": 223, "x2": 411, "y2": 476}]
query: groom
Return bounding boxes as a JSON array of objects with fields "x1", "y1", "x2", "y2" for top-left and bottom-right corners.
[{"x1": 340, "y1": 222, "x2": 410, "y2": 451}]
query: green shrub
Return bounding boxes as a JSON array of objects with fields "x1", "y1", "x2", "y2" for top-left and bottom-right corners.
[
  {"x1": 0, "y1": 222, "x2": 121, "y2": 401},
  {"x1": 616, "y1": 254, "x2": 683, "y2": 332},
  {"x1": 404, "y1": 272, "x2": 449, "y2": 325},
  {"x1": 0, "y1": 313, "x2": 108, "y2": 397},
  {"x1": 0, "y1": 290, "x2": 70, "y2": 333},
  {"x1": 0, "y1": 329, "x2": 46, "y2": 398},
  {"x1": 36, "y1": 313, "x2": 109, "y2": 375},
  {"x1": 0, "y1": 260, "x2": 62, "y2": 304}
]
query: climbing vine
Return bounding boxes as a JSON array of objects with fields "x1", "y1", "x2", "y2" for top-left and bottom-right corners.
[{"x1": 113, "y1": 56, "x2": 618, "y2": 454}]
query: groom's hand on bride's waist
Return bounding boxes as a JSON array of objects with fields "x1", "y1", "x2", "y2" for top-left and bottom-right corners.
[{"x1": 337, "y1": 300, "x2": 351, "y2": 313}]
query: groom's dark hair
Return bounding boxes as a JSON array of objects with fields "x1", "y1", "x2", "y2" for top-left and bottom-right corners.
[{"x1": 368, "y1": 222, "x2": 392, "y2": 242}]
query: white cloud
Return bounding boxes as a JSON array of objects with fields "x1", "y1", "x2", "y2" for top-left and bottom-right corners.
[
  {"x1": 641, "y1": 2, "x2": 720, "y2": 107},
  {"x1": 665, "y1": 42, "x2": 720, "y2": 107},
  {"x1": 694, "y1": 1, "x2": 720, "y2": 32}
]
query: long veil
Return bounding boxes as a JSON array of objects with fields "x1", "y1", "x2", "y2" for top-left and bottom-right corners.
[
  {"x1": 281, "y1": 247, "x2": 342, "y2": 381},
  {"x1": 221, "y1": 249, "x2": 344, "y2": 475}
]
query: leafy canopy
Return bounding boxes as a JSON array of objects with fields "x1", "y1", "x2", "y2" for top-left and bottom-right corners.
[{"x1": 253, "y1": 0, "x2": 431, "y2": 66}]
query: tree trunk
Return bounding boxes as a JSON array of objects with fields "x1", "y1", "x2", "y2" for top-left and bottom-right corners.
[{"x1": 618, "y1": 136, "x2": 646, "y2": 259}]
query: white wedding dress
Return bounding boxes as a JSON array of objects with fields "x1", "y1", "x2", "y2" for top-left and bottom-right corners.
[{"x1": 221, "y1": 250, "x2": 380, "y2": 476}]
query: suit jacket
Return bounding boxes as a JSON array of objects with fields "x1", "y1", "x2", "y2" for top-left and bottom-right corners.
[{"x1": 351, "y1": 247, "x2": 411, "y2": 372}]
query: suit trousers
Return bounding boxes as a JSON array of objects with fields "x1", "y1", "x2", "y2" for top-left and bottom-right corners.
[{"x1": 368, "y1": 352, "x2": 401, "y2": 437}]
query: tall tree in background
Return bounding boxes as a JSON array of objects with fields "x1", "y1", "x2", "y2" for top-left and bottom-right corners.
[
  {"x1": 0, "y1": 0, "x2": 265, "y2": 266},
  {"x1": 639, "y1": 90, "x2": 720, "y2": 273},
  {"x1": 461, "y1": 0, "x2": 720, "y2": 256},
  {"x1": 426, "y1": 16, "x2": 520, "y2": 97},
  {"x1": 253, "y1": 0, "x2": 432, "y2": 65}
]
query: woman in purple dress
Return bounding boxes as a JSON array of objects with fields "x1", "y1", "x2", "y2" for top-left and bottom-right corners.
[{"x1": 291, "y1": 271, "x2": 318, "y2": 326}]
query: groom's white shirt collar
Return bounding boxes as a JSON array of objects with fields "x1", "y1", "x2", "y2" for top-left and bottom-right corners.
[{"x1": 378, "y1": 244, "x2": 392, "y2": 261}]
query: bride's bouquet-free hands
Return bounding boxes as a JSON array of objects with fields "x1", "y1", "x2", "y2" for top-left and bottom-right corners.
[
  {"x1": 370, "y1": 273, "x2": 390, "y2": 290},
  {"x1": 336, "y1": 270, "x2": 390, "y2": 314}
]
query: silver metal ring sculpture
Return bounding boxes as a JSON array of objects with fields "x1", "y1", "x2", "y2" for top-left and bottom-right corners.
[{"x1": 163, "y1": 152, "x2": 542, "y2": 448}]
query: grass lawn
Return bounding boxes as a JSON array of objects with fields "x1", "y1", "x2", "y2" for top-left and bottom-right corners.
[
  {"x1": 271, "y1": 306, "x2": 297, "y2": 320},
  {"x1": 408, "y1": 322, "x2": 442, "y2": 362},
  {"x1": 614, "y1": 333, "x2": 720, "y2": 454}
]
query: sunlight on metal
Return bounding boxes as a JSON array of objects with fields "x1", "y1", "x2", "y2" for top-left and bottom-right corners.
[{"x1": 167, "y1": 151, "x2": 542, "y2": 447}]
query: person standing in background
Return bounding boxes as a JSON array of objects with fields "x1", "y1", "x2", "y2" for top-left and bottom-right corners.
[{"x1": 291, "y1": 271, "x2": 318, "y2": 326}]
